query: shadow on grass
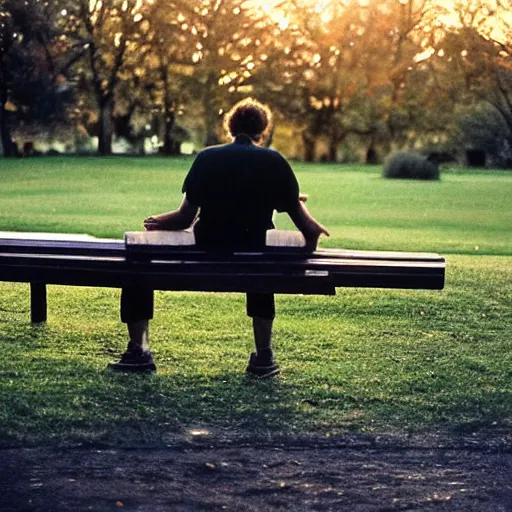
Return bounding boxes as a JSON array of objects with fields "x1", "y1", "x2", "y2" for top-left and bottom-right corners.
[
  {"x1": 1, "y1": 365, "x2": 320, "y2": 447},
  {"x1": 1, "y1": 342, "x2": 511, "y2": 448},
  {"x1": 1, "y1": 285, "x2": 511, "y2": 447}
]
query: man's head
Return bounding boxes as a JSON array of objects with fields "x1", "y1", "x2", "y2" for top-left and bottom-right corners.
[{"x1": 224, "y1": 98, "x2": 273, "y2": 143}]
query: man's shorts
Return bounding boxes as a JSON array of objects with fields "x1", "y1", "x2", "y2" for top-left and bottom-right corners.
[
  {"x1": 120, "y1": 287, "x2": 154, "y2": 323},
  {"x1": 246, "y1": 293, "x2": 275, "y2": 319},
  {"x1": 121, "y1": 288, "x2": 275, "y2": 322}
]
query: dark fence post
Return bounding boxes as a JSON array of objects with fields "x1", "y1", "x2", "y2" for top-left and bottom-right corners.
[{"x1": 30, "y1": 283, "x2": 47, "y2": 323}]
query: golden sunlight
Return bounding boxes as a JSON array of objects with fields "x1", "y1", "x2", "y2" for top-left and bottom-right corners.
[
  {"x1": 250, "y1": 0, "x2": 335, "y2": 14},
  {"x1": 250, "y1": 0, "x2": 509, "y2": 42},
  {"x1": 251, "y1": 0, "x2": 450, "y2": 28},
  {"x1": 433, "y1": 0, "x2": 512, "y2": 41},
  {"x1": 249, "y1": 0, "x2": 338, "y2": 27}
]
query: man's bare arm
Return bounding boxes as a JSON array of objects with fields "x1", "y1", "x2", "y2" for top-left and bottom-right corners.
[
  {"x1": 287, "y1": 199, "x2": 330, "y2": 251},
  {"x1": 143, "y1": 196, "x2": 199, "y2": 231}
]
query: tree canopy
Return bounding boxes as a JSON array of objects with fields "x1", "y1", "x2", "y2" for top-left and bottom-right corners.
[{"x1": 1, "y1": 0, "x2": 510, "y2": 164}]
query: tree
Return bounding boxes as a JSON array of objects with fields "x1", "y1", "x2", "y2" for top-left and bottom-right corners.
[
  {"x1": 457, "y1": 104, "x2": 512, "y2": 166},
  {"x1": 60, "y1": 0, "x2": 155, "y2": 155},
  {"x1": 252, "y1": 0, "x2": 377, "y2": 161},
  {"x1": 139, "y1": 0, "x2": 199, "y2": 154},
  {"x1": 0, "y1": 0, "x2": 72, "y2": 156},
  {"x1": 0, "y1": 0, "x2": 16, "y2": 156},
  {"x1": 251, "y1": 0, "x2": 439, "y2": 162},
  {"x1": 431, "y1": 0, "x2": 512, "y2": 165},
  {"x1": 183, "y1": 0, "x2": 274, "y2": 146}
]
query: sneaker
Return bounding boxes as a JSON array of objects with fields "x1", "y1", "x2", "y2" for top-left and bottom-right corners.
[
  {"x1": 108, "y1": 346, "x2": 157, "y2": 373},
  {"x1": 246, "y1": 351, "x2": 280, "y2": 379}
]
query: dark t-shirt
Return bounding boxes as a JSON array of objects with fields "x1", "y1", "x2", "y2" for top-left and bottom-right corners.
[{"x1": 182, "y1": 134, "x2": 299, "y2": 251}]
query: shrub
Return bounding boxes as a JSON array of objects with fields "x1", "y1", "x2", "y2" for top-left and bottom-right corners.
[{"x1": 382, "y1": 152, "x2": 440, "y2": 180}]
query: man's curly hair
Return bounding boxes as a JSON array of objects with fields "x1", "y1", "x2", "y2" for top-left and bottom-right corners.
[{"x1": 223, "y1": 98, "x2": 273, "y2": 143}]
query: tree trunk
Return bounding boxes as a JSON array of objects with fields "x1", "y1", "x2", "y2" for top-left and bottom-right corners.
[
  {"x1": 98, "y1": 96, "x2": 114, "y2": 156},
  {"x1": 203, "y1": 76, "x2": 220, "y2": 147},
  {"x1": 366, "y1": 145, "x2": 379, "y2": 164},
  {"x1": 328, "y1": 137, "x2": 339, "y2": 162},
  {"x1": 162, "y1": 112, "x2": 177, "y2": 155},
  {"x1": 263, "y1": 125, "x2": 274, "y2": 148},
  {"x1": 302, "y1": 132, "x2": 316, "y2": 162},
  {"x1": 132, "y1": 136, "x2": 145, "y2": 156},
  {"x1": 0, "y1": 92, "x2": 15, "y2": 157},
  {"x1": 160, "y1": 64, "x2": 178, "y2": 155}
]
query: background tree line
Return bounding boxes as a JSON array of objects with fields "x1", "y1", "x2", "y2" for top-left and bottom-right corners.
[{"x1": 0, "y1": 0, "x2": 511, "y2": 165}]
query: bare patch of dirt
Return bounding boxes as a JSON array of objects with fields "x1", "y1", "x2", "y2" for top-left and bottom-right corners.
[{"x1": 1, "y1": 434, "x2": 511, "y2": 511}]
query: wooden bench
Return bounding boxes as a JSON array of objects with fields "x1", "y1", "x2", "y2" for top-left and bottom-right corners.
[{"x1": 0, "y1": 230, "x2": 445, "y2": 323}]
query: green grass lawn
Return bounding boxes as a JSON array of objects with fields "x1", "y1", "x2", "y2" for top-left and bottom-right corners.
[
  {"x1": 0, "y1": 157, "x2": 511, "y2": 446},
  {"x1": 1, "y1": 156, "x2": 511, "y2": 254}
]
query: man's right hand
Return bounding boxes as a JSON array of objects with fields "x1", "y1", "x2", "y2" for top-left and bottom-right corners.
[
  {"x1": 142, "y1": 198, "x2": 199, "y2": 232},
  {"x1": 143, "y1": 216, "x2": 161, "y2": 231}
]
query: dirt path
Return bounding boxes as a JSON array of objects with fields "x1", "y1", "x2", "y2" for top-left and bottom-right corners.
[{"x1": 1, "y1": 435, "x2": 511, "y2": 511}]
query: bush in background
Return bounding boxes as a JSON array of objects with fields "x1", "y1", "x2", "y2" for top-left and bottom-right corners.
[
  {"x1": 457, "y1": 105, "x2": 512, "y2": 168},
  {"x1": 383, "y1": 152, "x2": 440, "y2": 180}
]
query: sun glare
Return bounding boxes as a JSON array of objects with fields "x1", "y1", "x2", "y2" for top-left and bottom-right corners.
[
  {"x1": 250, "y1": 0, "x2": 509, "y2": 40},
  {"x1": 249, "y1": 0, "x2": 340, "y2": 27}
]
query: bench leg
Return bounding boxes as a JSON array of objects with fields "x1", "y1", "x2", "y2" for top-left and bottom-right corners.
[{"x1": 30, "y1": 283, "x2": 47, "y2": 324}]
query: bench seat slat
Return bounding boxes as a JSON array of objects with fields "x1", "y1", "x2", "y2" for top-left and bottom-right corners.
[
  {"x1": 0, "y1": 251, "x2": 444, "y2": 272},
  {"x1": 0, "y1": 263, "x2": 335, "y2": 295},
  {"x1": 0, "y1": 240, "x2": 125, "y2": 258},
  {"x1": 0, "y1": 231, "x2": 446, "y2": 322},
  {"x1": 0, "y1": 231, "x2": 445, "y2": 264},
  {"x1": 0, "y1": 254, "x2": 444, "y2": 291}
]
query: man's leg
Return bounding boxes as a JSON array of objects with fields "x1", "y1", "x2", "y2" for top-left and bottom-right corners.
[
  {"x1": 108, "y1": 287, "x2": 156, "y2": 373},
  {"x1": 127, "y1": 319, "x2": 150, "y2": 352},
  {"x1": 246, "y1": 294, "x2": 280, "y2": 378},
  {"x1": 252, "y1": 316, "x2": 273, "y2": 354}
]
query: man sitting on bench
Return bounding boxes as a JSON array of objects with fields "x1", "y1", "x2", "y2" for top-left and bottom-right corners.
[{"x1": 109, "y1": 98, "x2": 329, "y2": 378}]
